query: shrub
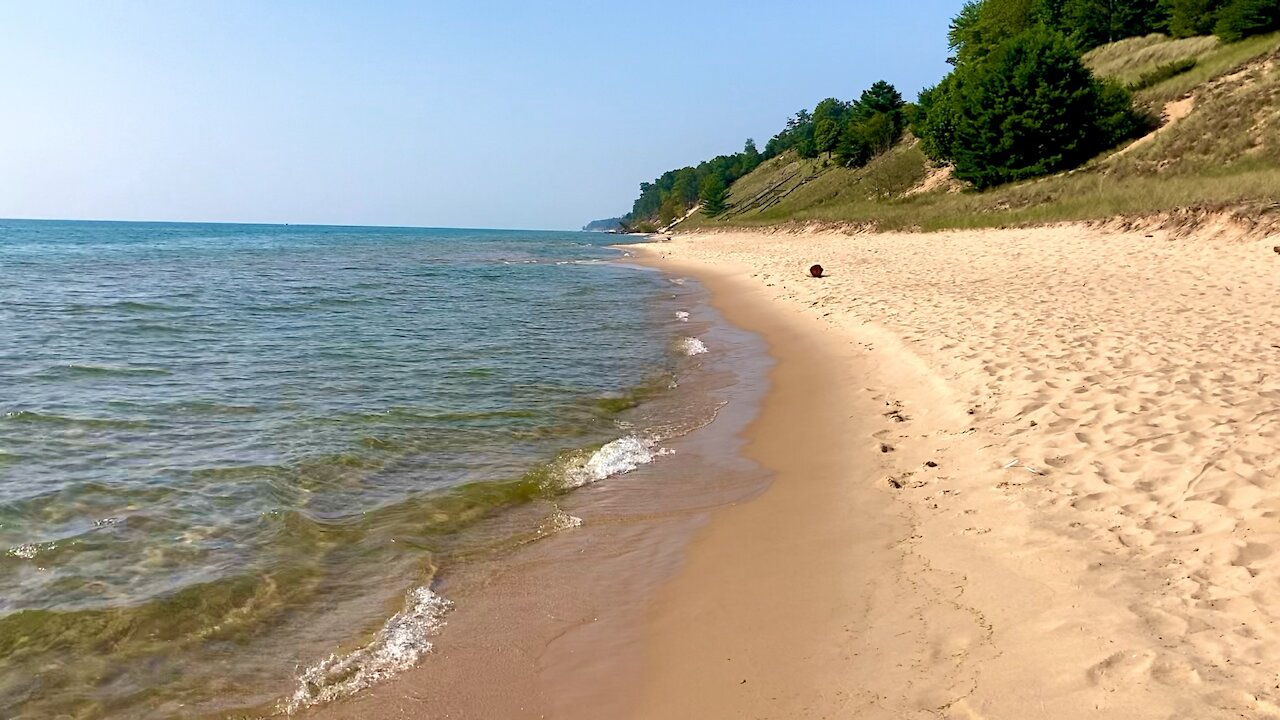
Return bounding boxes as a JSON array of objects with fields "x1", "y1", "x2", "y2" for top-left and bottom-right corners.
[
  {"x1": 944, "y1": 27, "x2": 1146, "y2": 189},
  {"x1": 1129, "y1": 57, "x2": 1199, "y2": 89}
]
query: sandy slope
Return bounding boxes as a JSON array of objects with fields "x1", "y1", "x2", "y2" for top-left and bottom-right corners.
[{"x1": 631, "y1": 223, "x2": 1280, "y2": 719}]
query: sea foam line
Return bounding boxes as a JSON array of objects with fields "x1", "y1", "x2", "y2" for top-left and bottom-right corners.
[
  {"x1": 563, "y1": 435, "x2": 659, "y2": 489},
  {"x1": 281, "y1": 586, "x2": 453, "y2": 714}
]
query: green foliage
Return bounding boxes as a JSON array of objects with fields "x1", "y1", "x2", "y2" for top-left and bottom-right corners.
[
  {"x1": 857, "y1": 81, "x2": 906, "y2": 115},
  {"x1": 950, "y1": 0, "x2": 1039, "y2": 64},
  {"x1": 835, "y1": 118, "x2": 872, "y2": 167},
  {"x1": 835, "y1": 81, "x2": 907, "y2": 168},
  {"x1": 812, "y1": 98, "x2": 849, "y2": 155},
  {"x1": 627, "y1": 138, "x2": 765, "y2": 226},
  {"x1": 942, "y1": 27, "x2": 1145, "y2": 188},
  {"x1": 1041, "y1": 0, "x2": 1162, "y2": 49},
  {"x1": 912, "y1": 79, "x2": 959, "y2": 162},
  {"x1": 1128, "y1": 57, "x2": 1198, "y2": 88},
  {"x1": 1215, "y1": 0, "x2": 1280, "y2": 41},
  {"x1": 699, "y1": 174, "x2": 728, "y2": 216},
  {"x1": 1166, "y1": 0, "x2": 1229, "y2": 36}
]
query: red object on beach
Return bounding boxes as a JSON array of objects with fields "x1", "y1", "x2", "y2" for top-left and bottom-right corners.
[{"x1": 809, "y1": 264, "x2": 824, "y2": 278}]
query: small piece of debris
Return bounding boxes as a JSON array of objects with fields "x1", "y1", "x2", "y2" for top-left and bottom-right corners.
[
  {"x1": 887, "y1": 477, "x2": 905, "y2": 489},
  {"x1": 924, "y1": 461, "x2": 938, "y2": 468},
  {"x1": 879, "y1": 443, "x2": 894, "y2": 453}
]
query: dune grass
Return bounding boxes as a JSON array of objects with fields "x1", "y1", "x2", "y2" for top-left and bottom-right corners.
[
  {"x1": 1084, "y1": 34, "x2": 1219, "y2": 86},
  {"x1": 1135, "y1": 31, "x2": 1280, "y2": 105}
]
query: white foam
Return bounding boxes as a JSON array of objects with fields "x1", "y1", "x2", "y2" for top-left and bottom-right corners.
[
  {"x1": 680, "y1": 337, "x2": 708, "y2": 356},
  {"x1": 564, "y1": 435, "x2": 657, "y2": 489},
  {"x1": 675, "y1": 310, "x2": 690, "y2": 322},
  {"x1": 538, "y1": 506, "x2": 584, "y2": 536},
  {"x1": 8, "y1": 543, "x2": 40, "y2": 560},
  {"x1": 281, "y1": 586, "x2": 452, "y2": 714}
]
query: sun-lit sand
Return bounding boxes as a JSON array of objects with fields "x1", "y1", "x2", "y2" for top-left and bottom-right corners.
[{"x1": 629, "y1": 222, "x2": 1280, "y2": 719}]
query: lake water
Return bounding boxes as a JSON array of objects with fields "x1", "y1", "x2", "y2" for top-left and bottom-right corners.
[{"x1": 0, "y1": 221, "x2": 722, "y2": 717}]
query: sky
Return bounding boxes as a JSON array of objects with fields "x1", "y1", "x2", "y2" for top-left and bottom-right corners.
[{"x1": 0, "y1": 1, "x2": 964, "y2": 230}]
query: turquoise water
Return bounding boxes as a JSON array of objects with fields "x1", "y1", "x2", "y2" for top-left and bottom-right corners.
[{"x1": 0, "y1": 220, "x2": 699, "y2": 717}]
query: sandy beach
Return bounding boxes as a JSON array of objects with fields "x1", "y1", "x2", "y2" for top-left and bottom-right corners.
[{"x1": 628, "y1": 222, "x2": 1280, "y2": 719}]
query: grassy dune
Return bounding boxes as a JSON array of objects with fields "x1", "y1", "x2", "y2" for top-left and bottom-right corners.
[{"x1": 681, "y1": 32, "x2": 1280, "y2": 233}]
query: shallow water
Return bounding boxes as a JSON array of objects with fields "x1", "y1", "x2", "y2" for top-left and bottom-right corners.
[{"x1": 0, "y1": 221, "x2": 711, "y2": 717}]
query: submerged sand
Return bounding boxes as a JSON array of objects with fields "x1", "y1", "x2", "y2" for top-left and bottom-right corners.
[{"x1": 630, "y1": 223, "x2": 1280, "y2": 719}]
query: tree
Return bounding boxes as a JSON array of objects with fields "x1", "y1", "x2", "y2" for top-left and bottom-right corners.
[
  {"x1": 857, "y1": 81, "x2": 906, "y2": 117},
  {"x1": 948, "y1": 1, "x2": 985, "y2": 64},
  {"x1": 699, "y1": 174, "x2": 728, "y2": 216},
  {"x1": 1166, "y1": 0, "x2": 1228, "y2": 36},
  {"x1": 671, "y1": 168, "x2": 700, "y2": 206},
  {"x1": 949, "y1": 0, "x2": 1039, "y2": 65},
  {"x1": 835, "y1": 118, "x2": 872, "y2": 167},
  {"x1": 812, "y1": 98, "x2": 848, "y2": 156},
  {"x1": 658, "y1": 195, "x2": 683, "y2": 226},
  {"x1": 787, "y1": 109, "x2": 819, "y2": 158},
  {"x1": 1214, "y1": 0, "x2": 1280, "y2": 40},
  {"x1": 1044, "y1": 0, "x2": 1161, "y2": 49},
  {"x1": 859, "y1": 112, "x2": 902, "y2": 155},
  {"x1": 913, "y1": 79, "x2": 960, "y2": 162},
  {"x1": 946, "y1": 27, "x2": 1144, "y2": 188}
]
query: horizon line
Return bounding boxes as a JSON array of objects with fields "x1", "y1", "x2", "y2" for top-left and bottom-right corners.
[{"x1": 0, "y1": 216, "x2": 584, "y2": 233}]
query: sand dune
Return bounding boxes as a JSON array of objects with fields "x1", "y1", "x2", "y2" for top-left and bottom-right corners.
[{"x1": 634, "y1": 223, "x2": 1280, "y2": 718}]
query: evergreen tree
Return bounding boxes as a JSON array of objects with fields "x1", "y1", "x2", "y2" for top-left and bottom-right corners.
[
  {"x1": 1214, "y1": 0, "x2": 1280, "y2": 40},
  {"x1": 946, "y1": 27, "x2": 1143, "y2": 188},
  {"x1": 1047, "y1": 0, "x2": 1161, "y2": 49},
  {"x1": 699, "y1": 174, "x2": 728, "y2": 216},
  {"x1": 1166, "y1": 0, "x2": 1228, "y2": 36},
  {"x1": 949, "y1": 0, "x2": 1039, "y2": 65},
  {"x1": 857, "y1": 81, "x2": 906, "y2": 117}
]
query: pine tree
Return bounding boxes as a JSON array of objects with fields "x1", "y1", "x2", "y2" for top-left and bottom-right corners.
[
  {"x1": 699, "y1": 174, "x2": 728, "y2": 217},
  {"x1": 947, "y1": 27, "x2": 1143, "y2": 188},
  {"x1": 1214, "y1": 0, "x2": 1280, "y2": 40}
]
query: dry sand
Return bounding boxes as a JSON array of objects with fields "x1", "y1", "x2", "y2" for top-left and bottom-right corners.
[{"x1": 629, "y1": 223, "x2": 1280, "y2": 719}]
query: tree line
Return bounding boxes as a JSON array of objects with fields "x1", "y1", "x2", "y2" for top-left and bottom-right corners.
[
  {"x1": 624, "y1": 79, "x2": 909, "y2": 230},
  {"x1": 622, "y1": 0, "x2": 1280, "y2": 227}
]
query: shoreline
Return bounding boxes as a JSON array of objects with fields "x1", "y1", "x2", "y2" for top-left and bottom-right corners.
[
  {"x1": 624, "y1": 242, "x2": 914, "y2": 717},
  {"x1": 628, "y1": 224, "x2": 1280, "y2": 718},
  {"x1": 299, "y1": 259, "x2": 776, "y2": 720}
]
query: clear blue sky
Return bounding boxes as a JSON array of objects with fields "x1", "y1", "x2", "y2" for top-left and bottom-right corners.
[{"x1": 0, "y1": 1, "x2": 963, "y2": 230}]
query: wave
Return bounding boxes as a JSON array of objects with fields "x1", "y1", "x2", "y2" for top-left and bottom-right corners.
[
  {"x1": 39, "y1": 364, "x2": 172, "y2": 378},
  {"x1": 64, "y1": 300, "x2": 189, "y2": 314},
  {"x1": 563, "y1": 435, "x2": 659, "y2": 489},
  {"x1": 281, "y1": 586, "x2": 452, "y2": 714},
  {"x1": 2, "y1": 411, "x2": 149, "y2": 430}
]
